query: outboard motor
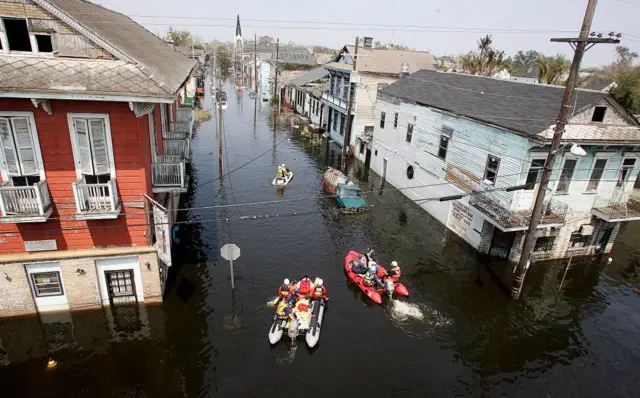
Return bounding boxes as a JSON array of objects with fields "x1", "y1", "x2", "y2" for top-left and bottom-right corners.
[
  {"x1": 384, "y1": 279, "x2": 395, "y2": 298},
  {"x1": 287, "y1": 318, "x2": 300, "y2": 341}
]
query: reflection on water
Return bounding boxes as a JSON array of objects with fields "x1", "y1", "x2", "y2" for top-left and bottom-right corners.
[{"x1": 0, "y1": 78, "x2": 639, "y2": 397}]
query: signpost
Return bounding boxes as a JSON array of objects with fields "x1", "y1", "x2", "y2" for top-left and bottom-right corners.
[{"x1": 220, "y1": 243, "x2": 241, "y2": 289}]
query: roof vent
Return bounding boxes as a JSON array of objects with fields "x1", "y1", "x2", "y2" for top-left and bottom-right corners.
[
  {"x1": 363, "y1": 37, "x2": 373, "y2": 48},
  {"x1": 399, "y1": 63, "x2": 410, "y2": 78}
]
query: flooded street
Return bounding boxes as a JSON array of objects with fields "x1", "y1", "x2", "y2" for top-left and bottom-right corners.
[{"x1": 1, "y1": 79, "x2": 640, "y2": 397}]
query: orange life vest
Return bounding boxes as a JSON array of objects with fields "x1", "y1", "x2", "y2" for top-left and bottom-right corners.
[
  {"x1": 278, "y1": 285, "x2": 292, "y2": 297},
  {"x1": 389, "y1": 267, "x2": 401, "y2": 282},
  {"x1": 311, "y1": 285, "x2": 327, "y2": 298}
]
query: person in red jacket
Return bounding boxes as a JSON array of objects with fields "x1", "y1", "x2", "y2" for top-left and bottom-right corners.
[
  {"x1": 278, "y1": 278, "x2": 295, "y2": 303},
  {"x1": 311, "y1": 278, "x2": 329, "y2": 302},
  {"x1": 387, "y1": 261, "x2": 402, "y2": 282}
]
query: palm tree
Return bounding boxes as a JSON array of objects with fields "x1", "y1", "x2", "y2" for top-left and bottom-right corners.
[
  {"x1": 538, "y1": 54, "x2": 571, "y2": 85},
  {"x1": 458, "y1": 35, "x2": 507, "y2": 76}
]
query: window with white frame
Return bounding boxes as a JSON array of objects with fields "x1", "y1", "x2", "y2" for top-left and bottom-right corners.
[
  {"x1": 0, "y1": 17, "x2": 55, "y2": 55},
  {"x1": 586, "y1": 158, "x2": 607, "y2": 192},
  {"x1": 30, "y1": 271, "x2": 64, "y2": 297},
  {"x1": 556, "y1": 157, "x2": 578, "y2": 193},
  {"x1": 616, "y1": 158, "x2": 636, "y2": 187},
  {"x1": 438, "y1": 126, "x2": 453, "y2": 160},
  {"x1": 524, "y1": 158, "x2": 545, "y2": 190},
  {"x1": 67, "y1": 114, "x2": 115, "y2": 184},
  {"x1": 0, "y1": 113, "x2": 44, "y2": 187},
  {"x1": 380, "y1": 111, "x2": 386, "y2": 129},
  {"x1": 393, "y1": 113, "x2": 398, "y2": 128},
  {"x1": 406, "y1": 123, "x2": 413, "y2": 143},
  {"x1": 484, "y1": 155, "x2": 501, "y2": 185}
]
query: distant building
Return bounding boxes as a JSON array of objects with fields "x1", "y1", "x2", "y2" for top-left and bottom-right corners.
[
  {"x1": 371, "y1": 70, "x2": 640, "y2": 263},
  {"x1": 510, "y1": 65, "x2": 540, "y2": 84},
  {"x1": 282, "y1": 66, "x2": 330, "y2": 127}
]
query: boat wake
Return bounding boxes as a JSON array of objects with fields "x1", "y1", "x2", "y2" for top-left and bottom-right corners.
[
  {"x1": 389, "y1": 300, "x2": 424, "y2": 321},
  {"x1": 266, "y1": 296, "x2": 280, "y2": 307}
]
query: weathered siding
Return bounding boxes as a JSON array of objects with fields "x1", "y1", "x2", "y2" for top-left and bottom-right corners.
[
  {"x1": 0, "y1": 98, "x2": 153, "y2": 254},
  {"x1": 352, "y1": 73, "x2": 396, "y2": 150},
  {"x1": 0, "y1": 1, "x2": 114, "y2": 59},
  {"x1": 569, "y1": 98, "x2": 631, "y2": 125}
]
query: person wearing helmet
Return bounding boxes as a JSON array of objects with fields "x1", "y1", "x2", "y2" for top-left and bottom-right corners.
[
  {"x1": 362, "y1": 264, "x2": 378, "y2": 287},
  {"x1": 311, "y1": 278, "x2": 329, "y2": 302},
  {"x1": 278, "y1": 278, "x2": 294, "y2": 302},
  {"x1": 276, "y1": 298, "x2": 295, "y2": 320},
  {"x1": 387, "y1": 261, "x2": 402, "y2": 282},
  {"x1": 277, "y1": 164, "x2": 287, "y2": 179}
]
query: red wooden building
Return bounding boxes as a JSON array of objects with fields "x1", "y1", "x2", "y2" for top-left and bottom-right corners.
[{"x1": 0, "y1": 0, "x2": 195, "y2": 317}]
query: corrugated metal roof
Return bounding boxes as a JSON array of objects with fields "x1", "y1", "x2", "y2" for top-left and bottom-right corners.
[
  {"x1": 288, "y1": 66, "x2": 329, "y2": 87},
  {"x1": 36, "y1": 0, "x2": 195, "y2": 95},
  {"x1": 380, "y1": 69, "x2": 614, "y2": 136},
  {"x1": 344, "y1": 45, "x2": 437, "y2": 75}
]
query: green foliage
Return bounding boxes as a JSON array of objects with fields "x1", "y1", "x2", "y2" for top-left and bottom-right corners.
[
  {"x1": 539, "y1": 54, "x2": 571, "y2": 85},
  {"x1": 166, "y1": 27, "x2": 193, "y2": 47},
  {"x1": 512, "y1": 50, "x2": 542, "y2": 71},
  {"x1": 277, "y1": 62, "x2": 316, "y2": 71},
  {"x1": 612, "y1": 67, "x2": 640, "y2": 114},
  {"x1": 458, "y1": 35, "x2": 508, "y2": 76},
  {"x1": 216, "y1": 44, "x2": 233, "y2": 74}
]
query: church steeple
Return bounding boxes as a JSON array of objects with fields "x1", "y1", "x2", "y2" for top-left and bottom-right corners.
[{"x1": 235, "y1": 14, "x2": 242, "y2": 38}]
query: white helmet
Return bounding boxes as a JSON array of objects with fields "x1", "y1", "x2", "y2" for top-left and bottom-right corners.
[
  {"x1": 316, "y1": 278, "x2": 323, "y2": 286},
  {"x1": 281, "y1": 164, "x2": 286, "y2": 167},
  {"x1": 284, "y1": 278, "x2": 290, "y2": 285},
  {"x1": 391, "y1": 261, "x2": 398, "y2": 267}
]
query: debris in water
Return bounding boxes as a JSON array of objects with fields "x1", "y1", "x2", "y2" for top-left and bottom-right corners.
[{"x1": 267, "y1": 296, "x2": 280, "y2": 307}]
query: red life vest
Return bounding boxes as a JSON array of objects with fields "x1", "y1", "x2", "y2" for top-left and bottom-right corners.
[
  {"x1": 376, "y1": 267, "x2": 387, "y2": 278},
  {"x1": 390, "y1": 267, "x2": 401, "y2": 282},
  {"x1": 298, "y1": 279, "x2": 311, "y2": 295}
]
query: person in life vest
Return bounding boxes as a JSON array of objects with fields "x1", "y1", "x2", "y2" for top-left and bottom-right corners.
[
  {"x1": 311, "y1": 278, "x2": 329, "y2": 301},
  {"x1": 295, "y1": 277, "x2": 313, "y2": 298},
  {"x1": 387, "y1": 261, "x2": 401, "y2": 282},
  {"x1": 362, "y1": 265, "x2": 377, "y2": 287},
  {"x1": 350, "y1": 258, "x2": 368, "y2": 274},
  {"x1": 368, "y1": 261, "x2": 385, "y2": 289},
  {"x1": 278, "y1": 278, "x2": 294, "y2": 302},
  {"x1": 277, "y1": 164, "x2": 288, "y2": 179},
  {"x1": 276, "y1": 299, "x2": 295, "y2": 320}
]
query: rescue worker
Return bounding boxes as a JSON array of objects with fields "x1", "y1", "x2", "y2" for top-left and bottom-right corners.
[
  {"x1": 387, "y1": 261, "x2": 402, "y2": 282},
  {"x1": 311, "y1": 278, "x2": 329, "y2": 302},
  {"x1": 362, "y1": 265, "x2": 377, "y2": 287},
  {"x1": 278, "y1": 278, "x2": 294, "y2": 301},
  {"x1": 277, "y1": 164, "x2": 288, "y2": 179},
  {"x1": 295, "y1": 277, "x2": 313, "y2": 298},
  {"x1": 368, "y1": 261, "x2": 384, "y2": 289},
  {"x1": 276, "y1": 299, "x2": 295, "y2": 320},
  {"x1": 350, "y1": 258, "x2": 368, "y2": 274}
]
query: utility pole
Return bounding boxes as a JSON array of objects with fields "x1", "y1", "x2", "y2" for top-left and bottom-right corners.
[
  {"x1": 341, "y1": 36, "x2": 359, "y2": 170},
  {"x1": 275, "y1": 38, "x2": 280, "y2": 115},
  {"x1": 254, "y1": 34, "x2": 258, "y2": 93},
  {"x1": 511, "y1": 0, "x2": 620, "y2": 300},
  {"x1": 218, "y1": 92, "x2": 224, "y2": 174}
]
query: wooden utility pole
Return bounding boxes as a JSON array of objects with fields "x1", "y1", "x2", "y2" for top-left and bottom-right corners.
[
  {"x1": 254, "y1": 34, "x2": 258, "y2": 93},
  {"x1": 275, "y1": 38, "x2": 280, "y2": 114},
  {"x1": 341, "y1": 36, "x2": 359, "y2": 170},
  {"x1": 511, "y1": 0, "x2": 619, "y2": 300},
  {"x1": 218, "y1": 94, "x2": 224, "y2": 174}
]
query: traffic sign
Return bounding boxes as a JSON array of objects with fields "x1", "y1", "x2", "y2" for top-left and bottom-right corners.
[
  {"x1": 221, "y1": 243, "x2": 241, "y2": 261},
  {"x1": 221, "y1": 244, "x2": 241, "y2": 289}
]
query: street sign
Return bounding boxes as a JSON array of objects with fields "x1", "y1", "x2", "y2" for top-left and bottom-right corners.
[
  {"x1": 221, "y1": 244, "x2": 241, "y2": 261},
  {"x1": 220, "y1": 244, "x2": 241, "y2": 289}
]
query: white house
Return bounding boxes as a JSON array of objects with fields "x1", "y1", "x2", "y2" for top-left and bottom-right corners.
[
  {"x1": 371, "y1": 70, "x2": 640, "y2": 262},
  {"x1": 321, "y1": 39, "x2": 438, "y2": 164},
  {"x1": 284, "y1": 66, "x2": 330, "y2": 127}
]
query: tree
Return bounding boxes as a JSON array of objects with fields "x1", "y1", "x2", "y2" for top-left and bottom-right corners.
[
  {"x1": 612, "y1": 46, "x2": 639, "y2": 75},
  {"x1": 216, "y1": 44, "x2": 232, "y2": 75},
  {"x1": 458, "y1": 35, "x2": 508, "y2": 76},
  {"x1": 166, "y1": 27, "x2": 192, "y2": 47},
  {"x1": 512, "y1": 50, "x2": 542, "y2": 71},
  {"x1": 611, "y1": 67, "x2": 640, "y2": 114},
  {"x1": 538, "y1": 54, "x2": 571, "y2": 85},
  {"x1": 258, "y1": 35, "x2": 276, "y2": 46}
]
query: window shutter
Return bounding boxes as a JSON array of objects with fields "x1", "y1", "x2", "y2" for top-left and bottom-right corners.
[
  {"x1": 0, "y1": 118, "x2": 20, "y2": 176},
  {"x1": 73, "y1": 119, "x2": 93, "y2": 174},
  {"x1": 11, "y1": 117, "x2": 39, "y2": 175},
  {"x1": 88, "y1": 119, "x2": 110, "y2": 175}
]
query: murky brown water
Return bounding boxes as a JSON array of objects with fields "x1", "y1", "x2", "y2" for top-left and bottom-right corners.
[{"x1": 1, "y1": 79, "x2": 639, "y2": 397}]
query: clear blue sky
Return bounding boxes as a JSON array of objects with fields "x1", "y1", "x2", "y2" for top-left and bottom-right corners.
[{"x1": 95, "y1": 0, "x2": 640, "y2": 67}]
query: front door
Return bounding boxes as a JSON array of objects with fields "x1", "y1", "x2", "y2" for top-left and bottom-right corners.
[{"x1": 489, "y1": 229, "x2": 516, "y2": 259}]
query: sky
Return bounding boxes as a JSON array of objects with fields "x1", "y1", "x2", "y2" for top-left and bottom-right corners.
[{"x1": 94, "y1": 0, "x2": 640, "y2": 68}]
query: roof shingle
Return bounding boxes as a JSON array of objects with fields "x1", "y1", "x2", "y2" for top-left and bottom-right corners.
[
  {"x1": 379, "y1": 70, "x2": 610, "y2": 136},
  {"x1": 344, "y1": 45, "x2": 437, "y2": 75}
]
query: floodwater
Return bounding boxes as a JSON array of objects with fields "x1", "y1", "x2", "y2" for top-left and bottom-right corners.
[{"x1": 1, "y1": 78, "x2": 639, "y2": 397}]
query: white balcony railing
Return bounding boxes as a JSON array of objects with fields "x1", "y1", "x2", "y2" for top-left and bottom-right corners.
[
  {"x1": 164, "y1": 138, "x2": 191, "y2": 159},
  {"x1": 0, "y1": 180, "x2": 51, "y2": 222},
  {"x1": 72, "y1": 179, "x2": 120, "y2": 218},
  {"x1": 152, "y1": 161, "x2": 186, "y2": 189},
  {"x1": 321, "y1": 91, "x2": 351, "y2": 111},
  {"x1": 176, "y1": 107, "x2": 193, "y2": 123}
]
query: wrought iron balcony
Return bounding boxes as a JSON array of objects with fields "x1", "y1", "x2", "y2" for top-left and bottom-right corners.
[
  {"x1": 0, "y1": 180, "x2": 52, "y2": 223},
  {"x1": 591, "y1": 189, "x2": 640, "y2": 222},
  {"x1": 469, "y1": 191, "x2": 569, "y2": 232},
  {"x1": 72, "y1": 178, "x2": 121, "y2": 220},
  {"x1": 152, "y1": 157, "x2": 188, "y2": 193}
]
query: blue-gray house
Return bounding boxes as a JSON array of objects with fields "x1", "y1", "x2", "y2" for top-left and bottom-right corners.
[{"x1": 371, "y1": 69, "x2": 640, "y2": 262}]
